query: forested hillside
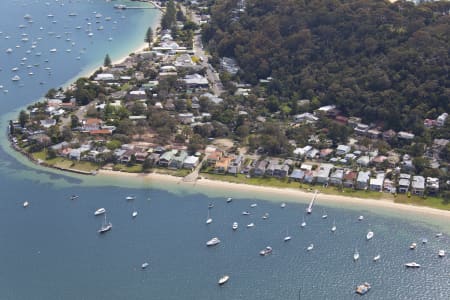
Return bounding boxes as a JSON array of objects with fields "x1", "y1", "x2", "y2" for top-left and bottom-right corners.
[{"x1": 203, "y1": 0, "x2": 450, "y2": 133}]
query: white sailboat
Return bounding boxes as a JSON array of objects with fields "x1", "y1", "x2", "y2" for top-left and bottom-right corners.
[
  {"x1": 284, "y1": 228, "x2": 292, "y2": 242},
  {"x1": 353, "y1": 248, "x2": 360, "y2": 261},
  {"x1": 301, "y1": 217, "x2": 306, "y2": 228},
  {"x1": 321, "y1": 209, "x2": 328, "y2": 219},
  {"x1": 206, "y1": 210, "x2": 212, "y2": 224},
  {"x1": 366, "y1": 229, "x2": 374, "y2": 240},
  {"x1": 132, "y1": 211, "x2": 138, "y2": 218},
  {"x1": 331, "y1": 220, "x2": 336, "y2": 232},
  {"x1": 98, "y1": 214, "x2": 112, "y2": 233}
]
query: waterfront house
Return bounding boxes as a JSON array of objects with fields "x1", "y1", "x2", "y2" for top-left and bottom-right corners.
[
  {"x1": 253, "y1": 159, "x2": 269, "y2": 177},
  {"x1": 411, "y1": 176, "x2": 425, "y2": 196},
  {"x1": 426, "y1": 177, "x2": 439, "y2": 194},
  {"x1": 183, "y1": 155, "x2": 199, "y2": 169},
  {"x1": 316, "y1": 163, "x2": 333, "y2": 184},
  {"x1": 69, "y1": 149, "x2": 81, "y2": 161},
  {"x1": 369, "y1": 172, "x2": 385, "y2": 192},
  {"x1": 329, "y1": 168, "x2": 344, "y2": 186},
  {"x1": 227, "y1": 155, "x2": 243, "y2": 175},
  {"x1": 206, "y1": 150, "x2": 223, "y2": 166},
  {"x1": 168, "y1": 150, "x2": 188, "y2": 169},
  {"x1": 289, "y1": 169, "x2": 305, "y2": 181},
  {"x1": 214, "y1": 156, "x2": 233, "y2": 174},
  {"x1": 159, "y1": 150, "x2": 175, "y2": 167},
  {"x1": 398, "y1": 173, "x2": 411, "y2": 193},
  {"x1": 383, "y1": 179, "x2": 396, "y2": 193},
  {"x1": 343, "y1": 170, "x2": 358, "y2": 188},
  {"x1": 356, "y1": 171, "x2": 371, "y2": 190},
  {"x1": 303, "y1": 170, "x2": 315, "y2": 183}
]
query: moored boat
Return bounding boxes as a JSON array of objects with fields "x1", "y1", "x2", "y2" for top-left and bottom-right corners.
[
  {"x1": 98, "y1": 214, "x2": 112, "y2": 233},
  {"x1": 438, "y1": 250, "x2": 445, "y2": 257},
  {"x1": 409, "y1": 242, "x2": 417, "y2": 250},
  {"x1": 226, "y1": 197, "x2": 232, "y2": 203},
  {"x1": 353, "y1": 248, "x2": 360, "y2": 261},
  {"x1": 355, "y1": 282, "x2": 371, "y2": 295},
  {"x1": 218, "y1": 275, "x2": 229, "y2": 285},
  {"x1": 373, "y1": 254, "x2": 381, "y2": 262},
  {"x1": 307, "y1": 243, "x2": 314, "y2": 251},
  {"x1": 405, "y1": 262, "x2": 420, "y2": 268},
  {"x1": 206, "y1": 237, "x2": 220, "y2": 246},
  {"x1": 247, "y1": 223, "x2": 255, "y2": 228},
  {"x1": 94, "y1": 208, "x2": 106, "y2": 216},
  {"x1": 23, "y1": 201, "x2": 29, "y2": 208},
  {"x1": 366, "y1": 230, "x2": 374, "y2": 240},
  {"x1": 132, "y1": 211, "x2": 138, "y2": 218},
  {"x1": 280, "y1": 202, "x2": 286, "y2": 208},
  {"x1": 242, "y1": 211, "x2": 250, "y2": 216},
  {"x1": 259, "y1": 246, "x2": 272, "y2": 256},
  {"x1": 358, "y1": 215, "x2": 364, "y2": 221},
  {"x1": 232, "y1": 222, "x2": 238, "y2": 230},
  {"x1": 141, "y1": 262, "x2": 149, "y2": 269},
  {"x1": 125, "y1": 195, "x2": 135, "y2": 200}
]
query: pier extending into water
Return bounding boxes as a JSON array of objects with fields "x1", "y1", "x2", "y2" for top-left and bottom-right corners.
[{"x1": 306, "y1": 190, "x2": 318, "y2": 214}]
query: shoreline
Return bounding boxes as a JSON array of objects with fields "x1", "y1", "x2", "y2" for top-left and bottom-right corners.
[{"x1": 97, "y1": 169, "x2": 450, "y2": 221}]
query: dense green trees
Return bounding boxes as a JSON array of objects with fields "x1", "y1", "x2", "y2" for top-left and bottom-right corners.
[
  {"x1": 145, "y1": 27, "x2": 153, "y2": 46},
  {"x1": 103, "y1": 54, "x2": 111, "y2": 67},
  {"x1": 204, "y1": 0, "x2": 450, "y2": 133},
  {"x1": 161, "y1": 0, "x2": 177, "y2": 29}
]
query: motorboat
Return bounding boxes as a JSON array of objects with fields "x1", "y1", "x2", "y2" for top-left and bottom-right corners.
[
  {"x1": 23, "y1": 201, "x2": 29, "y2": 208},
  {"x1": 259, "y1": 246, "x2": 272, "y2": 256},
  {"x1": 6, "y1": 48, "x2": 12, "y2": 53},
  {"x1": 435, "y1": 232, "x2": 443, "y2": 238},
  {"x1": 306, "y1": 207, "x2": 312, "y2": 214},
  {"x1": 226, "y1": 197, "x2": 232, "y2": 203},
  {"x1": 141, "y1": 262, "x2": 149, "y2": 269},
  {"x1": 11, "y1": 75, "x2": 20, "y2": 81},
  {"x1": 218, "y1": 275, "x2": 229, "y2": 285},
  {"x1": 125, "y1": 195, "x2": 135, "y2": 200},
  {"x1": 49, "y1": 48, "x2": 56, "y2": 52},
  {"x1": 206, "y1": 237, "x2": 220, "y2": 247},
  {"x1": 355, "y1": 282, "x2": 371, "y2": 295},
  {"x1": 280, "y1": 202, "x2": 286, "y2": 208},
  {"x1": 132, "y1": 211, "x2": 138, "y2": 218},
  {"x1": 373, "y1": 254, "x2": 381, "y2": 262},
  {"x1": 321, "y1": 210, "x2": 328, "y2": 219},
  {"x1": 353, "y1": 249, "x2": 360, "y2": 261},
  {"x1": 358, "y1": 215, "x2": 364, "y2": 221},
  {"x1": 94, "y1": 207, "x2": 106, "y2": 216},
  {"x1": 247, "y1": 223, "x2": 255, "y2": 228},
  {"x1": 409, "y1": 242, "x2": 417, "y2": 250},
  {"x1": 250, "y1": 203, "x2": 257, "y2": 208},
  {"x1": 422, "y1": 238, "x2": 428, "y2": 244},
  {"x1": 70, "y1": 195, "x2": 79, "y2": 200},
  {"x1": 261, "y1": 213, "x2": 269, "y2": 219},
  {"x1": 405, "y1": 262, "x2": 420, "y2": 268},
  {"x1": 366, "y1": 230, "x2": 374, "y2": 240},
  {"x1": 11, "y1": 67, "x2": 19, "y2": 71},
  {"x1": 307, "y1": 244, "x2": 314, "y2": 251},
  {"x1": 438, "y1": 250, "x2": 446, "y2": 257},
  {"x1": 232, "y1": 222, "x2": 238, "y2": 230},
  {"x1": 242, "y1": 211, "x2": 250, "y2": 216}
]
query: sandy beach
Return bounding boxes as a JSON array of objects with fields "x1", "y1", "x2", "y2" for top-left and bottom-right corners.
[{"x1": 98, "y1": 169, "x2": 450, "y2": 222}]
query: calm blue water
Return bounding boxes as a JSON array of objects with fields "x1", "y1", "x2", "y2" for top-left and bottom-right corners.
[{"x1": 0, "y1": 1, "x2": 449, "y2": 300}]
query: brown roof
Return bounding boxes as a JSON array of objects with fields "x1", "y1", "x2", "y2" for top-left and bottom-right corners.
[
  {"x1": 89, "y1": 129, "x2": 111, "y2": 135},
  {"x1": 85, "y1": 118, "x2": 103, "y2": 125}
]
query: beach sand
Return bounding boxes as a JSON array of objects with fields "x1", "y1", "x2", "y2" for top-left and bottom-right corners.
[{"x1": 98, "y1": 170, "x2": 450, "y2": 222}]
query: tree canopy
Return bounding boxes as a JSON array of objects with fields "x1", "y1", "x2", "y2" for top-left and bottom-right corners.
[{"x1": 203, "y1": 0, "x2": 450, "y2": 133}]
